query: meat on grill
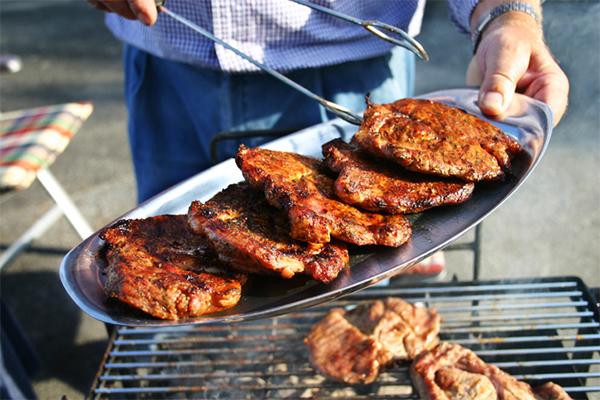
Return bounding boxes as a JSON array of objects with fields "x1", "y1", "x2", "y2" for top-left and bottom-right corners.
[
  {"x1": 354, "y1": 97, "x2": 522, "y2": 182},
  {"x1": 305, "y1": 297, "x2": 440, "y2": 385},
  {"x1": 305, "y1": 307, "x2": 382, "y2": 385},
  {"x1": 435, "y1": 367, "x2": 497, "y2": 400},
  {"x1": 322, "y1": 138, "x2": 475, "y2": 214},
  {"x1": 410, "y1": 341, "x2": 573, "y2": 400},
  {"x1": 100, "y1": 215, "x2": 247, "y2": 320},
  {"x1": 187, "y1": 182, "x2": 349, "y2": 284},
  {"x1": 236, "y1": 145, "x2": 412, "y2": 247},
  {"x1": 532, "y1": 382, "x2": 575, "y2": 400},
  {"x1": 383, "y1": 297, "x2": 441, "y2": 357}
]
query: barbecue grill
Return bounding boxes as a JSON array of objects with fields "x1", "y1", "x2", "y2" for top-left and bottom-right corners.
[{"x1": 88, "y1": 275, "x2": 600, "y2": 399}]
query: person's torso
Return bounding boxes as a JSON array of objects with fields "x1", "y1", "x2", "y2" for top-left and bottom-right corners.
[{"x1": 105, "y1": 0, "x2": 425, "y2": 73}]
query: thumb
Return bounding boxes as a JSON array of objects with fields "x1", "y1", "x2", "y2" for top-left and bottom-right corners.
[
  {"x1": 472, "y1": 22, "x2": 535, "y2": 118},
  {"x1": 466, "y1": 55, "x2": 516, "y2": 118},
  {"x1": 476, "y1": 52, "x2": 522, "y2": 118}
]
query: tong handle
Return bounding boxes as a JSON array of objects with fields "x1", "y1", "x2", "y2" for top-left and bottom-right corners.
[
  {"x1": 363, "y1": 21, "x2": 429, "y2": 62},
  {"x1": 289, "y1": 0, "x2": 428, "y2": 62}
]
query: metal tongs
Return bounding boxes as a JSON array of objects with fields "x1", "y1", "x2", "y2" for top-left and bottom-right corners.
[
  {"x1": 289, "y1": 0, "x2": 428, "y2": 62},
  {"x1": 154, "y1": 0, "x2": 428, "y2": 125}
]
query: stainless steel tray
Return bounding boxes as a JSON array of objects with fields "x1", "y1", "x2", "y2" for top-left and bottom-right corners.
[{"x1": 60, "y1": 88, "x2": 553, "y2": 327}]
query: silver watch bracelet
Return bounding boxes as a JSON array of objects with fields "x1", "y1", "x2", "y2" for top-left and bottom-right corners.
[{"x1": 471, "y1": 1, "x2": 540, "y2": 54}]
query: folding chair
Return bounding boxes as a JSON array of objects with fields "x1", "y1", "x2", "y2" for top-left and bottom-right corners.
[{"x1": 0, "y1": 101, "x2": 95, "y2": 270}]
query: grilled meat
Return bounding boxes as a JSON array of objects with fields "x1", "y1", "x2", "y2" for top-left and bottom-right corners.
[
  {"x1": 100, "y1": 215, "x2": 246, "y2": 320},
  {"x1": 435, "y1": 367, "x2": 497, "y2": 400},
  {"x1": 305, "y1": 307, "x2": 383, "y2": 385},
  {"x1": 344, "y1": 298, "x2": 440, "y2": 361},
  {"x1": 411, "y1": 342, "x2": 573, "y2": 400},
  {"x1": 236, "y1": 145, "x2": 412, "y2": 246},
  {"x1": 322, "y1": 138, "x2": 475, "y2": 214},
  {"x1": 305, "y1": 297, "x2": 440, "y2": 385},
  {"x1": 383, "y1": 297, "x2": 441, "y2": 357},
  {"x1": 187, "y1": 182, "x2": 349, "y2": 284},
  {"x1": 532, "y1": 382, "x2": 574, "y2": 400},
  {"x1": 354, "y1": 97, "x2": 522, "y2": 182}
]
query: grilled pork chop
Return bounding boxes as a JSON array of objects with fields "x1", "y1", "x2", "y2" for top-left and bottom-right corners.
[
  {"x1": 236, "y1": 145, "x2": 412, "y2": 246},
  {"x1": 305, "y1": 297, "x2": 440, "y2": 384},
  {"x1": 187, "y1": 182, "x2": 349, "y2": 284},
  {"x1": 305, "y1": 307, "x2": 383, "y2": 385},
  {"x1": 354, "y1": 97, "x2": 522, "y2": 182},
  {"x1": 435, "y1": 367, "x2": 497, "y2": 400},
  {"x1": 322, "y1": 138, "x2": 475, "y2": 214},
  {"x1": 411, "y1": 342, "x2": 573, "y2": 400},
  {"x1": 383, "y1": 297, "x2": 441, "y2": 357},
  {"x1": 532, "y1": 382, "x2": 574, "y2": 400},
  {"x1": 100, "y1": 215, "x2": 246, "y2": 320}
]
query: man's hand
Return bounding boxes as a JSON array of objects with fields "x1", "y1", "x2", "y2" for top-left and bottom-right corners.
[
  {"x1": 86, "y1": 0, "x2": 158, "y2": 26},
  {"x1": 466, "y1": 1, "x2": 569, "y2": 127}
]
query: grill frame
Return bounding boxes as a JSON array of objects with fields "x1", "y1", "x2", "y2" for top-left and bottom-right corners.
[{"x1": 88, "y1": 276, "x2": 600, "y2": 399}]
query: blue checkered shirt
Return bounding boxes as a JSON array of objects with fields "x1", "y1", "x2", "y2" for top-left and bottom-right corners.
[{"x1": 106, "y1": 0, "x2": 479, "y2": 73}]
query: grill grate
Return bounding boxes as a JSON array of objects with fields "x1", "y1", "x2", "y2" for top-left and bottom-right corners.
[{"x1": 89, "y1": 277, "x2": 600, "y2": 399}]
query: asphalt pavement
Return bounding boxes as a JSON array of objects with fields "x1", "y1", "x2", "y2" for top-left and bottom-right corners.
[{"x1": 1, "y1": 1, "x2": 598, "y2": 399}]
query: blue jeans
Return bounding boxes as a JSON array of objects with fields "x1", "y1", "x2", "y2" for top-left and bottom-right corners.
[{"x1": 124, "y1": 45, "x2": 415, "y2": 203}]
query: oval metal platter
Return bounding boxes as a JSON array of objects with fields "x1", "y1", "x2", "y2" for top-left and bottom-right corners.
[{"x1": 60, "y1": 88, "x2": 553, "y2": 327}]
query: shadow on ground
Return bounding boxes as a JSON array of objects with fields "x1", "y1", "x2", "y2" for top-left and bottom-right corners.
[{"x1": 1, "y1": 268, "x2": 109, "y2": 396}]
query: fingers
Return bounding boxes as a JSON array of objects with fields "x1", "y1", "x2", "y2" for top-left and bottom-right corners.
[
  {"x1": 469, "y1": 13, "x2": 569, "y2": 127},
  {"x1": 85, "y1": 0, "x2": 158, "y2": 26},
  {"x1": 86, "y1": 0, "x2": 111, "y2": 13},
  {"x1": 128, "y1": 0, "x2": 158, "y2": 26},
  {"x1": 520, "y1": 46, "x2": 570, "y2": 126}
]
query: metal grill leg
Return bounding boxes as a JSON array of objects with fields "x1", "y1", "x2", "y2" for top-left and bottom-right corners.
[
  {"x1": 0, "y1": 168, "x2": 94, "y2": 271},
  {"x1": 473, "y1": 223, "x2": 482, "y2": 281},
  {"x1": 0, "y1": 205, "x2": 64, "y2": 270}
]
